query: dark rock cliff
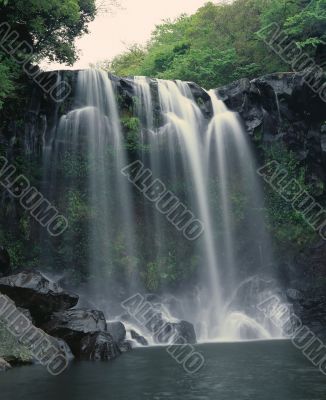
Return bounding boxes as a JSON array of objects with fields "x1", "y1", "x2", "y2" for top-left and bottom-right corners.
[
  {"x1": 216, "y1": 72, "x2": 326, "y2": 185},
  {"x1": 215, "y1": 72, "x2": 326, "y2": 337},
  {"x1": 1, "y1": 70, "x2": 326, "y2": 338}
]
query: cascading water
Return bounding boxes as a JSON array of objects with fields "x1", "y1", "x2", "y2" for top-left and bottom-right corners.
[
  {"x1": 43, "y1": 70, "x2": 139, "y2": 307},
  {"x1": 156, "y1": 79, "x2": 223, "y2": 338},
  {"x1": 132, "y1": 78, "x2": 281, "y2": 341},
  {"x1": 204, "y1": 90, "x2": 279, "y2": 340},
  {"x1": 42, "y1": 69, "x2": 284, "y2": 343}
]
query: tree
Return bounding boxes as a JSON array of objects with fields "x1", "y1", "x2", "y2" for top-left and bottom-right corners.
[
  {"x1": 0, "y1": 0, "x2": 107, "y2": 109},
  {"x1": 0, "y1": 58, "x2": 15, "y2": 109},
  {"x1": 98, "y1": 44, "x2": 146, "y2": 76},
  {"x1": 0, "y1": 0, "x2": 97, "y2": 64},
  {"x1": 104, "y1": 0, "x2": 326, "y2": 88},
  {"x1": 284, "y1": 0, "x2": 326, "y2": 62}
]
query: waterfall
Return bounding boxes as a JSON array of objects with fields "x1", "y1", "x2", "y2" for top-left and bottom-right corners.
[
  {"x1": 156, "y1": 79, "x2": 223, "y2": 338},
  {"x1": 43, "y1": 70, "x2": 139, "y2": 307},
  {"x1": 202, "y1": 90, "x2": 280, "y2": 340},
  {"x1": 41, "y1": 69, "x2": 283, "y2": 343}
]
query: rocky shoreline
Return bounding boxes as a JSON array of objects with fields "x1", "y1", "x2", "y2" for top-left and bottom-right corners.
[
  {"x1": 1, "y1": 71, "x2": 326, "y2": 367},
  {"x1": 0, "y1": 247, "x2": 197, "y2": 372}
]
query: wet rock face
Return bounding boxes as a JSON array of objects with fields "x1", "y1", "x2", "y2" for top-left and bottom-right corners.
[
  {"x1": 216, "y1": 72, "x2": 326, "y2": 195},
  {"x1": 216, "y1": 73, "x2": 325, "y2": 131},
  {"x1": 42, "y1": 309, "x2": 107, "y2": 359},
  {"x1": 0, "y1": 357, "x2": 12, "y2": 372},
  {"x1": 107, "y1": 321, "x2": 134, "y2": 352},
  {"x1": 53, "y1": 337, "x2": 75, "y2": 362},
  {"x1": 107, "y1": 321, "x2": 126, "y2": 343},
  {"x1": 285, "y1": 239, "x2": 326, "y2": 339},
  {"x1": 172, "y1": 321, "x2": 197, "y2": 344},
  {"x1": 156, "y1": 321, "x2": 197, "y2": 345},
  {"x1": 130, "y1": 330, "x2": 149, "y2": 346},
  {"x1": 118, "y1": 341, "x2": 133, "y2": 353},
  {"x1": 287, "y1": 288, "x2": 326, "y2": 340},
  {"x1": 42, "y1": 310, "x2": 132, "y2": 360},
  {"x1": 0, "y1": 271, "x2": 79, "y2": 323},
  {"x1": 0, "y1": 268, "x2": 132, "y2": 362},
  {"x1": 43, "y1": 309, "x2": 107, "y2": 338},
  {"x1": 187, "y1": 81, "x2": 213, "y2": 118},
  {"x1": 79, "y1": 332, "x2": 121, "y2": 361}
]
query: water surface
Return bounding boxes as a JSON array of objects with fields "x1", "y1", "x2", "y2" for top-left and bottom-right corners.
[{"x1": 0, "y1": 340, "x2": 324, "y2": 400}]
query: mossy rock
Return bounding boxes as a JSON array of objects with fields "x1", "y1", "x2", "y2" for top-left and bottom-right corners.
[{"x1": 0, "y1": 322, "x2": 33, "y2": 365}]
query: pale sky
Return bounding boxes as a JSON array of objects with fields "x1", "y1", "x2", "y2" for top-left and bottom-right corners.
[{"x1": 43, "y1": 0, "x2": 211, "y2": 70}]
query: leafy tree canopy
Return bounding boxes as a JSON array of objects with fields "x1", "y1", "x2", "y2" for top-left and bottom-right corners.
[
  {"x1": 0, "y1": 0, "x2": 97, "y2": 64},
  {"x1": 0, "y1": 0, "x2": 104, "y2": 108},
  {"x1": 103, "y1": 0, "x2": 326, "y2": 88}
]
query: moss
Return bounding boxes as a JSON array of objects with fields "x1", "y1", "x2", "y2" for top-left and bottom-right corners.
[
  {"x1": 121, "y1": 116, "x2": 140, "y2": 133},
  {"x1": 261, "y1": 143, "x2": 317, "y2": 252},
  {"x1": 253, "y1": 124, "x2": 263, "y2": 143},
  {"x1": 60, "y1": 152, "x2": 88, "y2": 179},
  {"x1": 0, "y1": 322, "x2": 33, "y2": 365}
]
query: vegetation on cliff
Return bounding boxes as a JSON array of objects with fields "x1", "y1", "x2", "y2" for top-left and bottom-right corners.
[
  {"x1": 104, "y1": 0, "x2": 325, "y2": 88},
  {"x1": 0, "y1": 0, "x2": 325, "y2": 290}
]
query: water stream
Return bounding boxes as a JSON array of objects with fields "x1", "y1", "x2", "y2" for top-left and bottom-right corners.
[{"x1": 42, "y1": 70, "x2": 283, "y2": 342}]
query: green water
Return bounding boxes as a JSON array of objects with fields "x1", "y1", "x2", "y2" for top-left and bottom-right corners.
[{"x1": 0, "y1": 340, "x2": 324, "y2": 400}]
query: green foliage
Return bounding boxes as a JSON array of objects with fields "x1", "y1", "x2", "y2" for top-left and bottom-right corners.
[
  {"x1": 0, "y1": 0, "x2": 97, "y2": 64},
  {"x1": 262, "y1": 144, "x2": 316, "y2": 250},
  {"x1": 143, "y1": 252, "x2": 197, "y2": 292},
  {"x1": 99, "y1": 45, "x2": 146, "y2": 77},
  {"x1": 105, "y1": 0, "x2": 326, "y2": 88},
  {"x1": 0, "y1": 0, "x2": 99, "y2": 109},
  {"x1": 121, "y1": 116, "x2": 140, "y2": 133},
  {"x1": 61, "y1": 152, "x2": 88, "y2": 179},
  {"x1": 66, "y1": 190, "x2": 89, "y2": 224},
  {"x1": 0, "y1": 322, "x2": 32, "y2": 363},
  {"x1": 0, "y1": 58, "x2": 14, "y2": 108},
  {"x1": 284, "y1": 0, "x2": 326, "y2": 52},
  {"x1": 121, "y1": 115, "x2": 150, "y2": 152}
]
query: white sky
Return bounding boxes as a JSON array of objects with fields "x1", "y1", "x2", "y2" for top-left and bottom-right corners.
[{"x1": 43, "y1": 0, "x2": 210, "y2": 70}]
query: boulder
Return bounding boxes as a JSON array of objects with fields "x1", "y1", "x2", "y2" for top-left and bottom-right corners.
[
  {"x1": 215, "y1": 71, "x2": 326, "y2": 192},
  {"x1": 156, "y1": 320, "x2": 197, "y2": 344},
  {"x1": 118, "y1": 341, "x2": 133, "y2": 353},
  {"x1": 52, "y1": 337, "x2": 75, "y2": 362},
  {"x1": 107, "y1": 321, "x2": 133, "y2": 353},
  {"x1": 0, "y1": 271, "x2": 79, "y2": 323},
  {"x1": 123, "y1": 304, "x2": 197, "y2": 345},
  {"x1": 0, "y1": 305, "x2": 73, "y2": 367},
  {"x1": 172, "y1": 321, "x2": 197, "y2": 344},
  {"x1": 32, "y1": 333, "x2": 74, "y2": 365},
  {"x1": 107, "y1": 321, "x2": 126, "y2": 343},
  {"x1": 79, "y1": 332, "x2": 121, "y2": 361},
  {"x1": 187, "y1": 81, "x2": 213, "y2": 118},
  {"x1": 43, "y1": 309, "x2": 107, "y2": 338},
  {"x1": 42, "y1": 309, "x2": 112, "y2": 358},
  {"x1": 0, "y1": 357, "x2": 11, "y2": 372},
  {"x1": 0, "y1": 247, "x2": 11, "y2": 277},
  {"x1": 130, "y1": 330, "x2": 149, "y2": 346}
]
